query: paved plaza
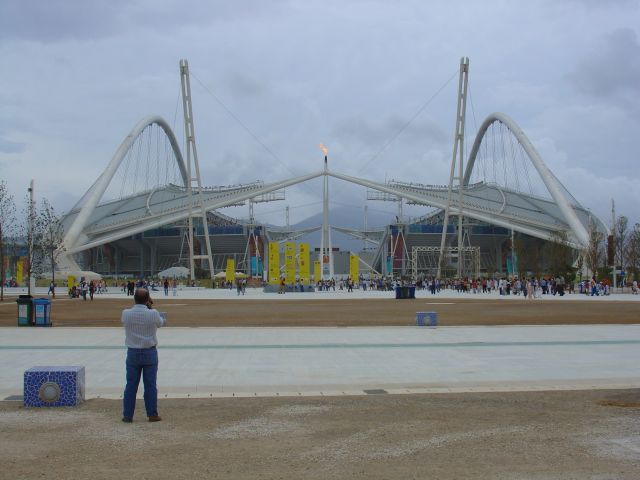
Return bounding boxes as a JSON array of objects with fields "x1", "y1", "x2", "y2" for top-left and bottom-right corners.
[{"x1": 1, "y1": 287, "x2": 638, "y2": 400}]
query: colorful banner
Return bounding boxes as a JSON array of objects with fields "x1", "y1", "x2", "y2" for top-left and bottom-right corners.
[
  {"x1": 350, "y1": 253, "x2": 359, "y2": 281},
  {"x1": 67, "y1": 275, "x2": 76, "y2": 289},
  {"x1": 284, "y1": 242, "x2": 296, "y2": 285},
  {"x1": 225, "y1": 258, "x2": 235, "y2": 282},
  {"x1": 313, "y1": 260, "x2": 321, "y2": 283},
  {"x1": 16, "y1": 259, "x2": 24, "y2": 285},
  {"x1": 268, "y1": 242, "x2": 280, "y2": 284},
  {"x1": 298, "y1": 243, "x2": 310, "y2": 285}
]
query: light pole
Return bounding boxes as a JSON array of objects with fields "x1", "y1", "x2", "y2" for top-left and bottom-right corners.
[{"x1": 27, "y1": 180, "x2": 35, "y2": 296}]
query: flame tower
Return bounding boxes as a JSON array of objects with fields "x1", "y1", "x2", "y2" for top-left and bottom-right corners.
[{"x1": 319, "y1": 147, "x2": 334, "y2": 280}]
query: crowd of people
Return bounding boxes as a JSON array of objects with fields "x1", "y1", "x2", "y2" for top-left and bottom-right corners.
[
  {"x1": 32, "y1": 273, "x2": 639, "y2": 299},
  {"x1": 301, "y1": 274, "x2": 634, "y2": 298},
  {"x1": 66, "y1": 279, "x2": 108, "y2": 300}
]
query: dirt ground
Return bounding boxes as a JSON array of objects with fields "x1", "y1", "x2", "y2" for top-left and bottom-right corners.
[
  {"x1": 1, "y1": 295, "x2": 639, "y2": 327},
  {"x1": 2, "y1": 294, "x2": 639, "y2": 478},
  {"x1": 1, "y1": 389, "x2": 639, "y2": 479}
]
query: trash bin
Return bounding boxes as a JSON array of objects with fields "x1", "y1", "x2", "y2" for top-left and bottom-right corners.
[
  {"x1": 32, "y1": 298, "x2": 52, "y2": 327},
  {"x1": 17, "y1": 295, "x2": 34, "y2": 326},
  {"x1": 395, "y1": 286, "x2": 416, "y2": 299}
]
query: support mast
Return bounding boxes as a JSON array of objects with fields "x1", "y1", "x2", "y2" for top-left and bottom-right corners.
[
  {"x1": 437, "y1": 57, "x2": 469, "y2": 279},
  {"x1": 179, "y1": 59, "x2": 214, "y2": 280}
]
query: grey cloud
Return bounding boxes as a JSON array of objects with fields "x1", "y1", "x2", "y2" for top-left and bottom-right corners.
[
  {"x1": 0, "y1": 0, "x2": 289, "y2": 43},
  {"x1": 563, "y1": 0, "x2": 636, "y2": 8},
  {"x1": 0, "y1": 0, "x2": 129, "y2": 42},
  {"x1": 330, "y1": 115, "x2": 449, "y2": 175},
  {"x1": 224, "y1": 73, "x2": 268, "y2": 99},
  {"x1": 332, "y1": 115, "x2": 448, "y2": 149},
  {"x1": 0, "y1": 137, "x2": 26, "y2": 154},
  {"x1": 568, "y1": 28, "x2": 640, "y2": 100}
]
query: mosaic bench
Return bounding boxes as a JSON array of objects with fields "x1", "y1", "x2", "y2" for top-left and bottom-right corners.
[{"x1": 24, "y1": 366, "x2": 85, "y2": 407}]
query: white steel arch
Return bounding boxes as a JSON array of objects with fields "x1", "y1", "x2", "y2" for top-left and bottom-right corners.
[
  {"x1": 464, "y1": 112, "x2": 590, "y2": 246},
  {"x1": 62, "y1": 116, "x2": 187, "y2": 255},
  {"x1": 59, "y1": 112, "x2": 606, "y2": 274}
]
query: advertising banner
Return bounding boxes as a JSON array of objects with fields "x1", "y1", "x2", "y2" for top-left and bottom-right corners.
[
  {"x1": 268, "y1": 242, "x2": 280, "y2": 284},
  {"x1": 67, "y1": 275, "x2": 76, "y2": 289},
  {"x1": 16, "y1": 259, "x2": 24, "y2": 285},
  {"x1": 350, "y1": 253, "x2": 359, "y2": 281},
  {"x1": 225, "y1": 258, "x2": 235, "y2": 282},
  {"x1": 298, "y1": 243, "x2": 310, "y2": 284},
  {"x1": 313, "y1": 260, "x2": 321, "y2": 283},
  {"x1": 284, "y1": 242, "x2": 296, "y2": 285},
  {"x1": 250, "y1": 256, "x2": 263, "y2": 276}
]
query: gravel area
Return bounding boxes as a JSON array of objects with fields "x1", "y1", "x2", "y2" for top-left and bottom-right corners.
[{"x1": 2, "y1": 389, "x2": 639, "y2": 479}]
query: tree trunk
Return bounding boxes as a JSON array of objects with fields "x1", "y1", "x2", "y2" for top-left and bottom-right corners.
[
  {"x1": 51, "y1": 247, "x2": 56, "y2": 299},
  {"x1": 0, "y1": 224, "x2": 4, "y2": 302}
]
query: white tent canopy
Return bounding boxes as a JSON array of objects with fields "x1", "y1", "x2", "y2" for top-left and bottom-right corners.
[
  {"x1": 158, "y1": 266, "x2": 190, "y2": 278},
  {"x1": 48, "y1": 270, "x2": 103, "y2": 281},
  {"x1": 214, "y1": 271, "x2": 247, "y2": 279}
]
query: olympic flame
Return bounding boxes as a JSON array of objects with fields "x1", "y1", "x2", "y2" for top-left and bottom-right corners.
[{"x1": 318, "y1": 143, "x2": 328, "y2": 157}]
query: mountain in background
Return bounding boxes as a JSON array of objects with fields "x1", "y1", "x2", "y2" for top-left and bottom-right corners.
[{"x1": 287, "y1": 208, "x2": 397, "y2": 253}]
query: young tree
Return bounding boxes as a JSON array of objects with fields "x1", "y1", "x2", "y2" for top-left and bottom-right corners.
[
  {"x1": 545, "y1": 230, "x2": 574, "y2": 278},
  {"x1": 34, "y1": 199, "x2": 65, "y2": 298},
  {"x1": 614, "y1": 215, "x2": 629, "y2": 273},
  {"x1": 512, "y1": 233, "x2": 542, "y2": 278},
  {"x1": 584, "y1": 221, "x2": 604, "y2": 278},
  {"x1": 16, "y1": 187, "x2": 38, "y2": 296},
  {"x1": 626, "y1": 223, "x2": 640, "y2": 281},
  {"x1": 0, "y1": 181, "x2": 16, "y2": 301}
]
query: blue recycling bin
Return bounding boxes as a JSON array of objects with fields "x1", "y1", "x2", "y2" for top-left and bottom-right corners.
[{"x1": 32, "y1": 298, "x2": 52, "y2": 327}]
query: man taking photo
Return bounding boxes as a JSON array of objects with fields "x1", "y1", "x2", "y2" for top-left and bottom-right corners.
[{"x1": 121, "y1": 288, "x2": 166, "y2": 423}]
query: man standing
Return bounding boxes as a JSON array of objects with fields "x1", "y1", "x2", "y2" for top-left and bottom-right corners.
[{"x1": 121, "y1": 288, "x2": 166, "y2": 423}]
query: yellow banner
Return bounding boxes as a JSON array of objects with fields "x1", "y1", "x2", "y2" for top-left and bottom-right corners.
[
  {"x1": 225, "y1": 258, "x2": 235, "y2": 282},
  {"x1": 284, "y1": 242, "x2": 296, "y2": 285},
  {"x1": 268, "y1": 242, "x2": 280, "y2": 284},
  {"x1": 298, "y1": 243, "x2": 310, "y2": 285},
  {"x1": 16, "y1": 259, "x2": 24, "y2": 284},
  {"x1": 313, "y1": 260, "x2": 321, "y2": 283},
  {"x1": 67, "y1": 275, "x2": 76, "y2": 288},
  {"x1": 350, "y1": 253, "x2": 359, "y2": 281}
]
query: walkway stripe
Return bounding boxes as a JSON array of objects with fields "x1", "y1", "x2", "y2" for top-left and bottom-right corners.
[{"x1": 1, "y1": 339, "x2": 640, "y2": 350}]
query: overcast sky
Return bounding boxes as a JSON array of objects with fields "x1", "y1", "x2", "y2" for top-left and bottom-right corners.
[{"x1": 1, "y1": 0, "x2": 639, "y2": 231}]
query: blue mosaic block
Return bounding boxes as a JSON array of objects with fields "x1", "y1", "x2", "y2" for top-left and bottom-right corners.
[
  {"x1": 24, "y1": 366, "x2": 85, "y2": 407},
  {"x1": 416, "y1": 311, "x2": 438, "y2": 327}
]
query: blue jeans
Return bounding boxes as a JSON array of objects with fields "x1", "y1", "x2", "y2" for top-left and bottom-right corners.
[{"x1": 123, "y1": 347, "x2": 159, "y2": 419}]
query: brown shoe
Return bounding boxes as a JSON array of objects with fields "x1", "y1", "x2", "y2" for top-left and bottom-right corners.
[{"x1": 148, "y1": 415, "x2": 162, "y2": 422}]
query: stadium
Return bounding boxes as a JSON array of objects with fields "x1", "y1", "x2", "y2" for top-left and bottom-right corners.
[{"x1": 55, "y1": 60, "x2": 607, "y2": 283}]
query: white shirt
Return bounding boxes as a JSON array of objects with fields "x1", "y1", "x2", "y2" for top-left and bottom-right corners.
[{"x1": 121, "y1": 304, "x2": 166, "y2": 349}]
